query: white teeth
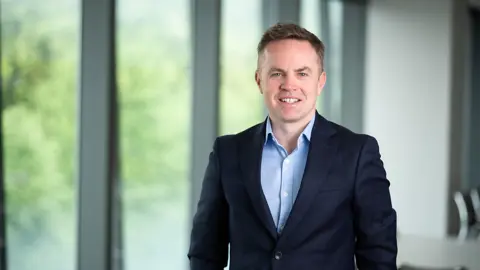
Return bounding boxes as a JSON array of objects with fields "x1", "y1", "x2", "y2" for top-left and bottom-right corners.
[{"x1": 281, "y1": 98, "x2": 299, "y2": 103}]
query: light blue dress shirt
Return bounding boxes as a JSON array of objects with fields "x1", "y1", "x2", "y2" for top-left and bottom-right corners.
[{"x1": 260, "y1": 115, "x2": 315, "y2": 233}]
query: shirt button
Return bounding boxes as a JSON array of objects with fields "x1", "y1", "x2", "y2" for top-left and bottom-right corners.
[
  {"x1": 274, "y1": 251, "x2": 282, "y2": 260},
  {"x1": 282, "y1": 191, "x2": 288, "y2": 197},
  {"x1": 284, "y1": 158, "x2": 290, "y2": 164}
]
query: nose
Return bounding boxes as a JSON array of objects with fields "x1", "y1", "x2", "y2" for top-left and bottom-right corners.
[{"x1": 280, "y1": 74, "x2": 298, "y2": 91}]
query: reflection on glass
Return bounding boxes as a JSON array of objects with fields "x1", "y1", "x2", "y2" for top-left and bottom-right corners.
[
  {"x1": 1, "y1": 1, "x2": 79, "y2": 269},
  {"x1": 116, "y1": 0, "x2": 191, "y2": 269},
  {"x1": 219, "y1": 0, "x2": 263, "y2": 135},
  {"x1": 300, "y1": 0, "x2": 324, "y2": 112}
]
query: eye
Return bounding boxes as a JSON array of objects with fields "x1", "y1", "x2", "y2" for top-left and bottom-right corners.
[
  {"x1": 298, "y1": 72, "x2": 308, "y2": 77},
  {"x1": 270, "y1": 72, "x2": 281, "y2": 77}
]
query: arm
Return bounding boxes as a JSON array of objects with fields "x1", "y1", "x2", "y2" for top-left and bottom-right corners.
[
  {"x1": 354, "y1": 136, "x2": 397, "y2": 269},
  {"x1": 188, "y1": 138, "x2": 229, "y2": 270}
]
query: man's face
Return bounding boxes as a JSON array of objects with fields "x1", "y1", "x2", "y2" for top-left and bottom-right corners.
[{"x1": 255, "y1": 39, "x2": 326, "y2": 124}]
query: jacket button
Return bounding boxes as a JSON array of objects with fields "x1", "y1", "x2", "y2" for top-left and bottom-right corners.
[{"x1": 274, "y1": 251, "x2": 282, "y2": 260}]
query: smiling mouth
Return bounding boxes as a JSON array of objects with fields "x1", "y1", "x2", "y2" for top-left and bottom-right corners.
[{"x1": 279, "y1": 98, "x2": 301, "y2": 104}]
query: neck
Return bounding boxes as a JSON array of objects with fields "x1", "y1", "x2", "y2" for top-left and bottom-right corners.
[{"x1": 270, "y1": 112, "x2": 315, "y2": 153}]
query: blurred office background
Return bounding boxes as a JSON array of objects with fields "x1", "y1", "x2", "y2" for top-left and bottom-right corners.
[{"x1": 0, "y1": 0, "x2": 479, "y2": 269}]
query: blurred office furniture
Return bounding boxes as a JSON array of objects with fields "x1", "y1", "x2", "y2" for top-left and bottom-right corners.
[
  {"x1": 471, "y1": 187, "x2": 480, "y2": 240},
  {"x1": 398, "y1": 265, "x2": 467, "y2": 270},
  {"x1": 453, "y1": 189, "x2": 480, "y2": 240},
  {"x1": 470, "y1": 187, "x2": 480, "y2": 223},
  {"x1": 397, "y1": 234, "x2": 480, "y2": 269}
]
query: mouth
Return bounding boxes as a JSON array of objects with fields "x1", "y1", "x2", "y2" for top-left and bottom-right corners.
[{"x1": 278, "y1": 97, "x2": 301, "y2": 104}]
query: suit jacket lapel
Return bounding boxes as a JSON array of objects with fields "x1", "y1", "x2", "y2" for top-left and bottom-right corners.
[
  {"x1": 278, "y1": 113, "x2": 338, "y2": 240},
  {"x1": 238, "y1": 120, "x2": 278, "y2": 239}
]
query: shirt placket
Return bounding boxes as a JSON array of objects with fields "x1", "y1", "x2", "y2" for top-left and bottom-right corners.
[{"x1": 278, "y1": 151, "x2": 296, "y2": 233}]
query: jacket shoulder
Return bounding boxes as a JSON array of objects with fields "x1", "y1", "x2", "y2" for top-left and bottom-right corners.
[
  {"x1": 215, "y1": 122, "x2": 263, "y2": 144},
  {"x1": 328, "y1": 120, "x2": 379, "y2": 150}
]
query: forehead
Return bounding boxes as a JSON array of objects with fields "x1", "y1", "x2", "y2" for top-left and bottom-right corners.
[{"x1": 262, "y1": 39, "x2": 319, "y2": 68}]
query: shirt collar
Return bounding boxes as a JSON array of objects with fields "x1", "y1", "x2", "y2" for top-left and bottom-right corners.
[{"x1": 265, "y1": 114, "x2": 316, "y2": 145}]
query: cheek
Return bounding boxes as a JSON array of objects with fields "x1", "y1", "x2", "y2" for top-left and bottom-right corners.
[
  {"x1": 304, "y1": 81, "x2": 320, "y2": 95},
  {"x1": 264, "y1": 80, "x2": 280, "y2": 95}
]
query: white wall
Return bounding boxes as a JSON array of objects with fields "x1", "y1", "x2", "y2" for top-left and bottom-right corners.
[{"x1": 363, "y1": 0, "x2": 460, "y2": 238}]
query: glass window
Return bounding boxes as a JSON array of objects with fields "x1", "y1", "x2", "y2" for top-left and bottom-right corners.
[
  {"x1": 219, "y1": 0, "x2": 263, "y2": 135},
  {"x1": 324, "y1": 0, "x2": 343, "y2": 119},
  {"x1": 1, "y1": 1, "x2": 80, "y2": 270},
  {"x1": 300, "y1": 0, "x2": 324, "y2": 112},
  {"x1": 116, "y1": 0, "x2": 191, "y2": 269},
  {"x1": 300, "y1": 0, "x2": 321, "y2": 38}
]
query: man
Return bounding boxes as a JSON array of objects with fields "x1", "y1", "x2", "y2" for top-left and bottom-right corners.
[{"x1": 188, "y1": 23, "x2": 397, "y2": 270}]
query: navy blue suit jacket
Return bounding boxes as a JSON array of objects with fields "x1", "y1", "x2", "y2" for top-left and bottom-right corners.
[{"x1": 188, "y1": 113, "x2": 397, "y2": 270}]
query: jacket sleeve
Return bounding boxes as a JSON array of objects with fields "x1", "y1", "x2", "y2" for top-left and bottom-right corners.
[
  {"x1": 354, "y1": 136, "x2": 398, "y2": 269},
  {"x1": 188, "y1": 138, "x2": 229, "y2": 270}
]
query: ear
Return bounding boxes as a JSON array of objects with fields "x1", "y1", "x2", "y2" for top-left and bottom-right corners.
[
  {"x1": 255, "y1": 70, "x2": 263, "y2": 94},
  {"x1": 317, "y1": 71, "x2": 326, "y2": 96}
]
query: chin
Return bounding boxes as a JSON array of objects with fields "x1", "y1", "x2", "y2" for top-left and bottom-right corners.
[{"x1": 275, "y1": 108, "x2": 314, "y2": 123}]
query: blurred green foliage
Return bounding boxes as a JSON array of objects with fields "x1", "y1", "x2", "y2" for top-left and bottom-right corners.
[
  {"x1": 1, "y1": 0, "x2": 194, "y2": 233},
  {"x1": 1, "y1": 0, "x2": 266, "y2": 236},
  {"x1": 2, "y1": 0, "x2": 79, "y2": 235}
]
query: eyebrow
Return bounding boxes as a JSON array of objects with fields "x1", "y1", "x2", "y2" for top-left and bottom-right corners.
[
  {"x1": 295, "y1": 66, "x2": 312, "y2": 73},
  {"x1": 268, "y1": 66, "x2": 312, "y2": 73}
]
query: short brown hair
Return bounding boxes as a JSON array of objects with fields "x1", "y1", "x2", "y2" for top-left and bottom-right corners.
[{"x1": 257, "y1": 23, "x2": 325, "y2": 71}]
